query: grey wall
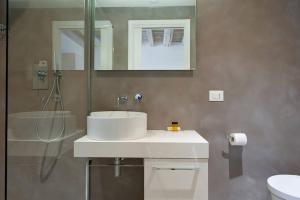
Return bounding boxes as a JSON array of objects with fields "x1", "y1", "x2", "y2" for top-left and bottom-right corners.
[{"x1": 91, "y1": 0, "x2": 300, "y2": 199}]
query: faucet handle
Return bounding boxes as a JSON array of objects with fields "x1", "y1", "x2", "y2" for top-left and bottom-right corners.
[{"x1": 134, "y1": 93, "x2": 143, "y2": 103}]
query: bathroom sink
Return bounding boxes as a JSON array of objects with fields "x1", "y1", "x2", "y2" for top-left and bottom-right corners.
[{"x1": 87, "y1": 111, "x2": 147, "y2": 141}]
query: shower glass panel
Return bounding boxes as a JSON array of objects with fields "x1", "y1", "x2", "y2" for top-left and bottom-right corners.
[
  {"x1": 88, "y1": 1, "x2": 145, "y2": 200},
  {"x1": 7, "y1": 0, "x2": 86, "y2": 199},
  {"x1": 0, "y1": 0, "x2": 7, "y2": 197}
]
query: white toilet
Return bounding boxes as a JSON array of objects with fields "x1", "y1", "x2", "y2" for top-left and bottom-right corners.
[{"x1": 268, "y1": 175, "x2": 300, "y2": 200}]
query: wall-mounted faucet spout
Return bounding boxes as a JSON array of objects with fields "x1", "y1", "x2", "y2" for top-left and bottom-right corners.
[
  {"x1": 117, "y1": 96, "x2": 128, "y2": 110},
  {"x1": 114, "y1": 158, "x2": 121, "y2": 177}
]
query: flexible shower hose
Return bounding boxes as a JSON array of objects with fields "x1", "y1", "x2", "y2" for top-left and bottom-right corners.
[{"x1": 35, "y1": 73, "x2": 65, "y2": 142}]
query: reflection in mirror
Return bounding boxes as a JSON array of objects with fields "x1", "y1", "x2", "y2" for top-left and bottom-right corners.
[
  {"x1": 59, "y1": 28, "x2": 84, "y2": 70},
  {"x1": 52, "y1": 21, "x2": 113, "y2": 70},
  {"x1": 128, "y1": 20, "x2": 190, "y2": 70},
  {"x1": 141, "y1": 27, "x2": 185, "y2": 69}
]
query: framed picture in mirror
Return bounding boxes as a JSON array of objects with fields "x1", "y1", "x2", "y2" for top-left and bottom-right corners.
[{"x1": 52, "y1": 20, "x2": 113, "y2": 70}]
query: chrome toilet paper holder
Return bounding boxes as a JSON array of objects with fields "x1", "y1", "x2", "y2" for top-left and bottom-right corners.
[{"x1": 222, "y1": 132, "x2": 247, "y2": 179}]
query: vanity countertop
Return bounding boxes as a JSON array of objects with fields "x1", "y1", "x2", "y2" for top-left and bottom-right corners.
[{"x1": 74, "y1": 130, "x2": 209, "y2": 159}]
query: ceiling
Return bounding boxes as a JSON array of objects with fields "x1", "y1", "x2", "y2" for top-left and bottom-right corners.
[{"x1": 11, "y1": 0, "x2": 195, "y2": 8}]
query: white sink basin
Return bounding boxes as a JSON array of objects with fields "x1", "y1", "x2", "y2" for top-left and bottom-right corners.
[{"x1": 87, "y1": 111, "x2": 147, "y2": 141}]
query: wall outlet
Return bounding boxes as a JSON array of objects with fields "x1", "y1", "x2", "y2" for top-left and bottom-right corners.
[{"x1": 209, "y1": 90, "x2": 224, "y2": 102}]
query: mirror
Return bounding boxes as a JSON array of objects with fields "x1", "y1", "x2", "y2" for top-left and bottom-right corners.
[
  {"x1": 96, "y1": 0, "x2": 196, "y2": 70},
  {"x1": 52, "y1": 0, "x2": 196, "y2": 71}
]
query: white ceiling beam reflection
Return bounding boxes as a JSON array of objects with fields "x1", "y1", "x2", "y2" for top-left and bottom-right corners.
[
  {"x1": 146, "y1": 29, "x2": 154, "y2": 46},
  {"x1": 163, "y1": 28, "x2": 173, "y2": 47},
  {"x1": 61, "y1": 29, "x2": 84, "y2": 47}
]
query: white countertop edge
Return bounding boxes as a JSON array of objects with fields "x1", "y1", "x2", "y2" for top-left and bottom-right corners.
[
  {"x1": 74, "y1": 130, "x2": 209, "y2": 144},
  {"x1": 74, "y1": 130, "x2": 209, "y2": 159}
]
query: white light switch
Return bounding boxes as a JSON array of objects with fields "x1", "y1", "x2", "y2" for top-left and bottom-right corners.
[{"x1": 209, "y1": 90, "x2": 224, "y2": 102}]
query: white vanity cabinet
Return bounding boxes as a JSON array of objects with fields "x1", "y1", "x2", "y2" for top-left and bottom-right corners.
[
  {"x1": 144, "y1": 159, "x2": 208, "y2": 200},
  {"x1": 74, "y1": 130, "x2": 209, "y2": 200}
]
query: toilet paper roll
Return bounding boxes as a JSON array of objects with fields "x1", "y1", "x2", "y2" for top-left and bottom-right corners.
[{"x1": 229, "y1": 133, "x2": 247, "y2": 146}]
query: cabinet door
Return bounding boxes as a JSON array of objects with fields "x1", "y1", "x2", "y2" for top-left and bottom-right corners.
[{"x1": 144, "y1": 159, "x2": 208, "y2": 200}]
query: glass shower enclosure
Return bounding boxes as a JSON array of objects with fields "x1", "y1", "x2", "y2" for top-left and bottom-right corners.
[
  {"x1": 6, "y1": 0, "x2": 90, "y2": 199},
  {"x1": 5, "y1": 0, "x2": 150, "y2": 199}
]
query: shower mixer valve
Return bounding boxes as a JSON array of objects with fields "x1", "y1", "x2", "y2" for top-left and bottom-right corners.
[
  {"x1": 37, "y1": 70, "x2": 48, "y2": 81},
  {"x1": 33, "y1": 60, "x2": 49, "y2": 90}
]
